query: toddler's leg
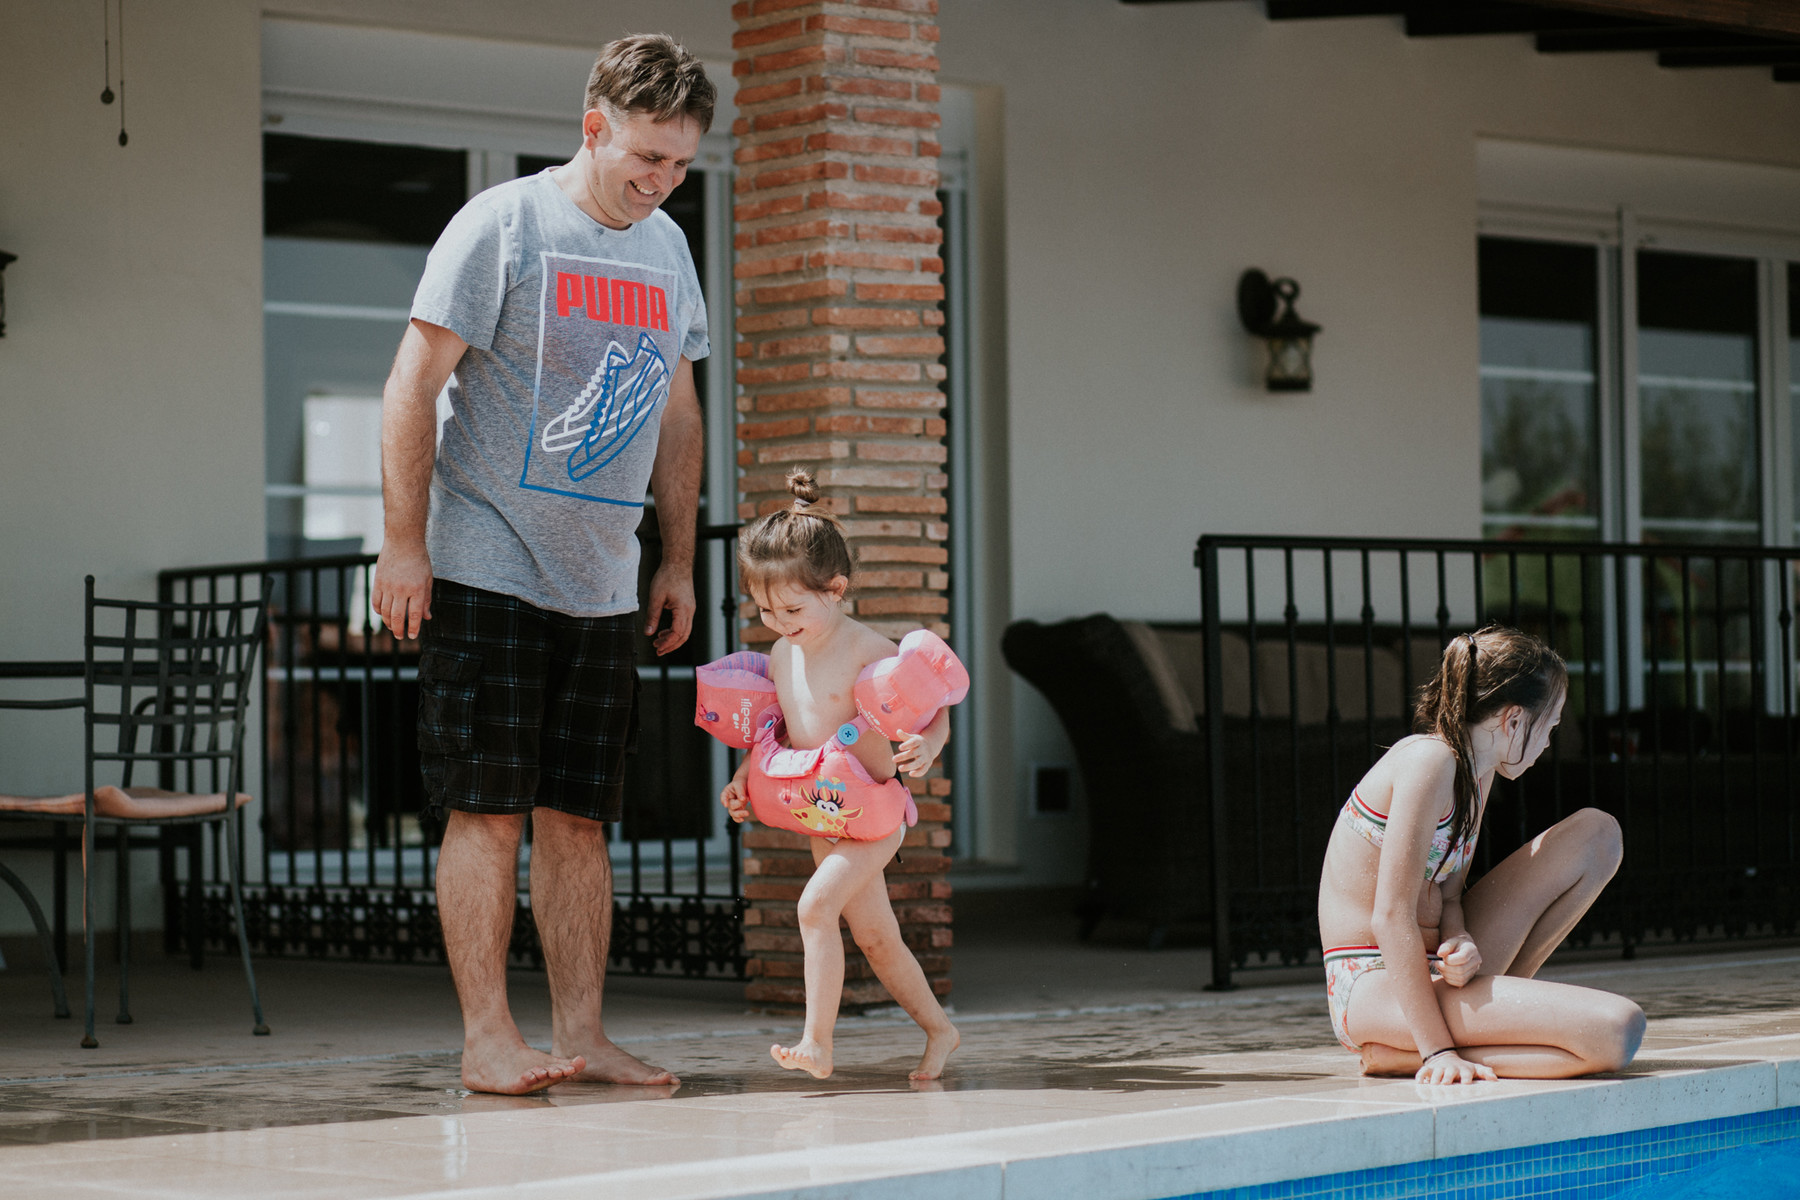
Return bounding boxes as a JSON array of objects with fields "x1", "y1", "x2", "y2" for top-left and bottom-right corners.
[
  {"x1": 771, "y1": 829, "x2": 901, "y2": 1079},
  {"x1": 840, "y1": 862, "x2": 959, "y2": 1080}
]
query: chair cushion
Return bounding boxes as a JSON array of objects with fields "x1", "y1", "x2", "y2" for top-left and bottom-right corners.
[{"x1": 0, "y1": 786, "x2": 252, "y2": 818}]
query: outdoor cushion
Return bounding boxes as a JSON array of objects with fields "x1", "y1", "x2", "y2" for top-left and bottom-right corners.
[{"x1": 0, "y1": 786, "x2": 252, "y2": 818}]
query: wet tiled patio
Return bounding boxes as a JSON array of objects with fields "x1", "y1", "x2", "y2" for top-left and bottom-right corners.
[{"x1": 1, "y1": 895, "x2": 1796, "y2": 1199}]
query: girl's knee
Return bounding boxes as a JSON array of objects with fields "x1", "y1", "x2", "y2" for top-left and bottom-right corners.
[
  {"x1": 1589, "y1": 998, "x2": 1646, "y2": 1072},
  {"x1": 851, "y1": 924, "x2": 902, "y2": 959},
  {"x1": 795, "y1": 892, "x2": 841, "y2": 936},
  {"x1": 1569, "y1": 808, "x2": 1623, "y2": 870}
]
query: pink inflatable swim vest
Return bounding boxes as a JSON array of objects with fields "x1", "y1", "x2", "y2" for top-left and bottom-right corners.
[{"x1": 694, "y1": 634, "x2": 969, "y2": 841}]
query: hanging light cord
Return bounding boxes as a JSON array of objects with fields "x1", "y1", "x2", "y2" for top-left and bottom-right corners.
[
  {"x1": 100, "y1": 0, "x2": 114, "y2": 104},
  {"x1": 117, "y1": 0, "x2": 128, "y2": 146}
]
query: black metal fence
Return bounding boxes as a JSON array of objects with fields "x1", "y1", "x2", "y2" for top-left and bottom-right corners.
[
  {"x1": 1198, "y1": 533, "x2": 1800, "y2": 988},
  {"x1": 156, "y1": 520, "x2": 747, "y2": 978}
]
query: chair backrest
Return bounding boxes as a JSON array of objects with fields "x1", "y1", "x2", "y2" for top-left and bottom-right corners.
[{"x1": 85, "y1": 576, "x2": 271, "y2": 796}]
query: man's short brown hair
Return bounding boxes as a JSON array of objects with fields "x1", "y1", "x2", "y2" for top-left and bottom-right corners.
[{"x1": 585, "y1": 34, "x2": 716, "y2": 134}]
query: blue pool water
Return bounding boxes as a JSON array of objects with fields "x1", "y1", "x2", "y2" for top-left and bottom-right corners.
[
  {"x1": 1609, "y1": 1136, "x2": 1800, "y2": 1199},
  {"x1": 1176, "y1": 1104, "x2": 1800, "y2": 1200}
]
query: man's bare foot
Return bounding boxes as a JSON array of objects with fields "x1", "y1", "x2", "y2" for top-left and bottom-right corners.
[
  {"x1": 910, "y1": 1022, "x2": 959, "y2": 1081},
  {"x1": 1359, "y1": 1042, "x2": 1421, "y2": 1077},
  {"x1": 771, "y1": 1038, "x2": 832, "y2": 1079},
  {"x1": 461, "y1": 1041, "x2": 585, "y2": 1095},
  {"x1": 561, "y1": 1039, "x2": 679, "y2": 1086}
]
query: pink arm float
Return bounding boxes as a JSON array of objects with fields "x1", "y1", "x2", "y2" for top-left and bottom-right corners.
[{"x1": 693, "y1": 631, "x2": 968, "y2": 749}]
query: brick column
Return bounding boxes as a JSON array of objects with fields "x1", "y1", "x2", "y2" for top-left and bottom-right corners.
[{"x1": 730, "y1": 0, "x2": 953, "y2": 1010}]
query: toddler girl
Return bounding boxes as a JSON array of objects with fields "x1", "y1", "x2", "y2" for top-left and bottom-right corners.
[{"x1": 720, "y1": 468, "x2": 960, "y2": 1081}]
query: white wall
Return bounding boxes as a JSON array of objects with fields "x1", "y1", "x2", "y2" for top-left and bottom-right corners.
[
  {"x1": 1, "y1": 0, "x2": 265, "y2": 935},
  {"x1": 936, "y1": 0, "x2": 1800, "y2": 880}
]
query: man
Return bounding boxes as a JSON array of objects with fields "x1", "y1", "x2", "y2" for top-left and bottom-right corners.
[{"x1": 371, "y1": 34, "x2": 713, "y2": 1095}]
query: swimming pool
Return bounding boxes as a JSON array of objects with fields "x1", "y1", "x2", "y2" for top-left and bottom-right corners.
[{"x1": 1172, "y1": 1105, "x2": 1800, "y2": 1199}]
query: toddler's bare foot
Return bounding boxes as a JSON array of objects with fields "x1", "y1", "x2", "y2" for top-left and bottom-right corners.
[
  {"x1": 771, "y1": 1038, "x2": 832, "y2": 1079},
  {"x1": 910, "y1": 1022, "x2": 959, "y2": 1081},
  {"x1": 560, "y1": 1038, "x2": 679, "y2": 1086},
  {"x1": 461, "y1": 1039, "x2": 585, "y2": 1095},
  {"x1": 1359, "y1": 1042, "x2": 1421, "y2": 1077}
]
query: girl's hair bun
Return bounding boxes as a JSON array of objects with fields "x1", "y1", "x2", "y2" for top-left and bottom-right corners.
[{"x1": 787, "y1": 467, "x2": 822, "y2": 509}]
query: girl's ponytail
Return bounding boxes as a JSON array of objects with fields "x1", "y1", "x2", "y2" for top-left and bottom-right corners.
[{"x1": 1416, "y1": 627, "x2": 1567, "y2": 855}]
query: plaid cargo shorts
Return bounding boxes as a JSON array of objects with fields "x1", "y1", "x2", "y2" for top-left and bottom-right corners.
[{"x1": 416, "y1": 578, "x2": 639, "y2": 823}]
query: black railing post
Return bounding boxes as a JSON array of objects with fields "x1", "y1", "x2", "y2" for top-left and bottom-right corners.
[{"x1": 1198, "y1": 537, "x2": 1234, "y2": 990}]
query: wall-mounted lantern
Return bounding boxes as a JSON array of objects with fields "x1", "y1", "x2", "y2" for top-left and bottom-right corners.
[
  {"x1": 1237, "y1": 268, "x2": 1319, "y2": 393},
  {"x1": 0, "y1": 251, "x2": 14, "y2": 338}
]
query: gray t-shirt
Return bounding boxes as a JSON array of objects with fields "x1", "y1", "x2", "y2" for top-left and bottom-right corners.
[{"x1": 411, "y1": 171, "x2": 708, "y2": 617}]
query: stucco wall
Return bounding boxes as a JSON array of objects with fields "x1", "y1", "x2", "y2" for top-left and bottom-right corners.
[
  {"x1": 932, "y1": 0, "x2": 1800, "y2": 878},
  {"x1": 0, "y1": 0, "x2": 265, "y2": 934}
]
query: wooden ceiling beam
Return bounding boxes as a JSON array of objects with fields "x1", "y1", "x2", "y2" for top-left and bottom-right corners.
[
  {"x1": 1525, "y1": 1, "x2": 1800, "y2": 39},
  {"x1": 1263, "y1": 1, "x2": 1409, "y2": 19},
  {"x1": 1658, "y1": 44, "x2": 1800, "y2": 64},
  {"x1": 1536, "y1": 27, "x2": 1770, "y2": 51}
]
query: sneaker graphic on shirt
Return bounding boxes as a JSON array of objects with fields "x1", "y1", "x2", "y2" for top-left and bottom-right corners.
[{"x1": 538, "y1": 331, "x2": 670, "y2": 483}]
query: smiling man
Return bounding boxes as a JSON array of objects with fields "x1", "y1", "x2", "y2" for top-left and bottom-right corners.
[{"x1": 371, "y1": 34, "x2": 713, "y2": 1095}]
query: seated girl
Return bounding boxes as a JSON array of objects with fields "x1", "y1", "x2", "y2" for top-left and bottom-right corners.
[
  {"x1": 1317, "y1": 626, "x2": 1646, "y2": 1084},
  {"x1": 717, "y1": 468, "x2": 959, "y2": 1081}
]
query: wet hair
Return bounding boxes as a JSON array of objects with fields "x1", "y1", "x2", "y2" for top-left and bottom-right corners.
[
  {"x1": 737, "y1": 468, "x2": 854, "y2": 601},
  {"x1": 584, "y1": 33, "x2": 716, "y2": 133},
  {"x1": 1415, "y1": 625, "x2": 1567, "y2": 854}
]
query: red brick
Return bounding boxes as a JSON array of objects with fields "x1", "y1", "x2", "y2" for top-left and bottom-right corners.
[
  {"x1": 854, "y1": 164, "x2": 939, "y2": 187},
  {"x1": 737, "y1": 309, "x2": 812, "y2": 335},
  {"x1": 738, "y1": 417, "x2": 812, "y2": 441},
  {"x1": 841, "y1": 519, "x2": 924, "y2": 539},
  {"x1": 745, "y1": 44, "x2": 844, "y2": 75},
  {"x1": 922, "y1": 309, "x2": 945, "y2": 327},
  {"x1": 758, "y1": 333, "x2": 849, "y2": 357},
  {"x1": 808, "y1": 13, "x2": 911, "y2": 38},
  {"x1": 755, "y1": 439, "x2": 850, "y2": 464},
  {"x1": 752, "y1": 278, "x2": 846, "y2": 304},
  {"x1": 919, "y1": 140, "x2": 943, "y2": 158},
  {"x1": 924, "y1": 521, "x2": 949, "y2": 539},
  {"x1": 855, "y1": 388, "x2": 942, "y2": 409},
  {"x1": 753, "y1": 386, "x2": 852, "y2": 412},
  {"x1": 927, "y1": 570, "x2": 949, "y2": 590},
  {"x1": 857, "y1": 569, "x2": 925, "y2": 589},
  {"x1": 854, "y1": 47, "x2": 939, "y2": 71},
  {"x1": 808, "y1": 132, "x2": 916, "y2": 157},
  {"x1": 852, "y1": 0, "x2": 937, "y2": 11},
  {"x1": 750, "y1": 160, "x2": 850, "y2": 190},
  {"x1": 757, "y1": 218, "x2": 852, "y2": 245},
  {"x1": 917, "y1": 24, "x2": 941, "y2": 42},
  {"x1": 814, "y1": 414, "x2": 924, "y2": 434},
  {"x1": 817, "y1": 360, "x2": 923, "y2": 381},
  {"x1": 732, "y1": 18, "x2": 806, "y2": 49},
  {"x1": 813, "y1": 306, "x2": 920, "y2": 328},
  {"x1": 746, "y1": 0, "x2": 823, "y2": 15},
  {"x1": 914, "y1": 801, "x2": 952, "y2": 823},
  {"x1": 856, "y1": 223, "x2": 942, "y2": 245},
  {"x1": 734, "y1": 136, "x2": 806, "y2": 164},
  {"x1": 855, "y1": 494, "x2": 947, "y2": 513},
  {"x1": 735, "y1": 193, "x2": 807, "y2": 222},
  {"x1": 857, "y1": 335, "x2": 944, "y2": 356},
  {"x1": 754, "y1": 101, "x2": 847, "y2": 131},
  {"x1": 856, "y1": 282, "x2": 944, "y2": 301},
  {"x1": 858, "y1": 441, "x2": 947, "y2": 463},
  {"x1": 808, "y1": 190, "x2": 911, "y2": 213},
  {"x1": 822, "y1": 76, "x2": 913, "y2": 99},
  {"x1": 916, "y1": 83, "x2": 941, "y2": 102},
  {"x1": 818, "y1": 468, "x2": 923, "y2": 489},
  {"x1": 917, "y1": 198, "x2": 943, "y2": 217},
  {"x1": 856, "y1": 107, "x2": 941, "y2": 129},
  {"x1": 734, "y1": 252, "x2": 807, "y2": 279},
  {"x1": 737, "y1": 363, "x2": 812, "y2": 386},
  {"x1": 812, "y1": 249, "x2": 916, "y2": 272},
  {"x1": 927, "y1": 778, "x2": 953, "y2": 797},
  {"x1": 735, "y1": 76, "x2": 806, "y2": 106},
  {"x1": 923, "y1": 417, "x2": 946, "y2": 436},
  {"x1": 919, "y1": 256, "x2": 944, "y2": 273}
]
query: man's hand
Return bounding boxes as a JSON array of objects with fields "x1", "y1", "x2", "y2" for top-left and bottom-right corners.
[
  {"x1": 372, "y1": 539, "x2": 434, "y2": 641},
  {"x1": 1435, "y1": 935, "x2": 1482, "y2": 988},
  {"x1": 374, "y1": 319, "x2": 466, "y2": 642},
  {"x1": 644, "y1": 563, "x2": 695, "y2": 656}
]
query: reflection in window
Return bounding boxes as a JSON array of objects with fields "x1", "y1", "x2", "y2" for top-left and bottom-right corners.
[
  {"x1": 1479, "y1": 238, "x2": 1600, "y2": 540},
  {"x1": 1637, "y1": 251, "x2": 1759, "y2": 545}
]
